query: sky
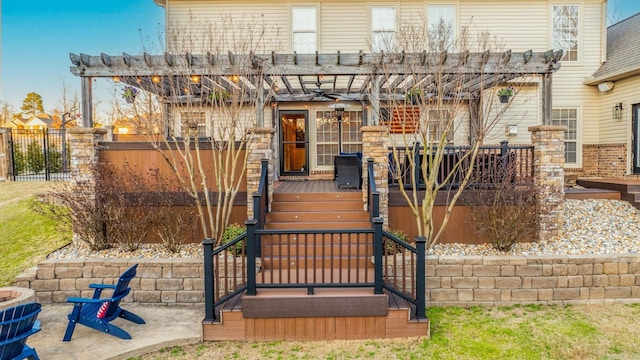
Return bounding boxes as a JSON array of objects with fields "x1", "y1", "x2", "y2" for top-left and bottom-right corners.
[
  {"x1": 1, "y1": 0, "x2": 640, "y2": 122},
  {"x1": 1, "y1": 0, "x2": 165, "y2": 119}
]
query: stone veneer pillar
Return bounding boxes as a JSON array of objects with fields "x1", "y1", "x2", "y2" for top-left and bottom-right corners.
[
  {"x1": 529, "y1": 125, "x2": 565, "y2": 241},
  {"x1": 361, "y1": 126, "x2": 390, "y2": 225},
  {"x1": 68, "y1": 127, "x2": 107, "y2": 184},
  {"x1": 246, "y1": 127, "x2": 275, "y2": 219}
]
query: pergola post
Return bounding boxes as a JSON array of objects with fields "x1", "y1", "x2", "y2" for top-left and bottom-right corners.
[
  {"x1": 81, "y1": 77, "x2": 93, "y2": 127},
  {"x1": 541, "y1": 73, "x2": 552, "y2": 125},
  {"x1": 370, "y1": 76, "x2": 381, "y2": 125}
]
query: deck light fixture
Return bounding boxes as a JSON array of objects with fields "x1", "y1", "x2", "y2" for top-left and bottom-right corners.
[{"x1": 613, "y1": 103, "x2": 623, "y2": 119}]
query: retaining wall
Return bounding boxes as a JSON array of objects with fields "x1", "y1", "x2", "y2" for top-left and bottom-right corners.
[{"x1": 15, "y1": 254, "x2": 640, "y2": 306}]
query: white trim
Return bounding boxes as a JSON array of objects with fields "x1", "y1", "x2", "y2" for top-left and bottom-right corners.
[{"x1": 550, "y1": 3, "x2": 582, "y2": 66}]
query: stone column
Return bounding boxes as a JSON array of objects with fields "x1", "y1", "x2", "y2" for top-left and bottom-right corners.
[
  {"x1": 529, "y1": 125, "x2": 565, "y2": 241},
  {"x1": 68, "y1": 127, "x2": 107, "y2": 184},
  {"x1": 361, "y1": 126, "x2": 389, "y2": 225},
  {"x1": 246, "y1": 127, "x2": 275, "y2": 219}
]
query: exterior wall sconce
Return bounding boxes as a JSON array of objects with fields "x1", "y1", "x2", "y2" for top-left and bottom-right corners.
[
  {"x1": 613, "y1": 103, "x2": 623, "y2": 119},
  {"x1": 506, "y1": 124, "x2": 518, "y2": 136}
]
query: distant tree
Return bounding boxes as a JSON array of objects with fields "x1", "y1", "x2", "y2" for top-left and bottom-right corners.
[
  {"x1": 0, "y1": 102, "x2": 14, "y2": 126},
  {"x1": 20, "y1": 92, "x2": 45, "y2": 116}
]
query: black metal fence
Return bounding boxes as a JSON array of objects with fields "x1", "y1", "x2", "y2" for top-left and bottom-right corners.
[{"x1": 9, "y1": 129, "x2": 71, "y2": 181}]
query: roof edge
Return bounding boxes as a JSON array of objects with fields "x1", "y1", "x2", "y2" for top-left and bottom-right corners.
[
  {"x1": 153, "y1": 0, "x2": 166, "y2": 8},
  {"x1": 585, "y1": 66, "x2": 640, "y2": 85}
]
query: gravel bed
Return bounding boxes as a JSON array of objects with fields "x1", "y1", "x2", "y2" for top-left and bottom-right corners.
[{"x1": 48, "y1": 199, "x2": 640, "y2": 260}]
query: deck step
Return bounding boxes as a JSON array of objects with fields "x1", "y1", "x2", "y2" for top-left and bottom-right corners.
[
  {"x1": 203, "y1": 289, "x2": 430, "y2": 341},
  {"x1": 264, "y1": 221, "x2": 371, "y2": 230},
  {"x1": 266, "y1": 211, "x2": 369, "y2": 222},
  {"x1": 270, "y1": 201, "x2": 364, "y2": 212},
  {"x1": 273, "y1": 192, "x2": 362, "y2": 202}
]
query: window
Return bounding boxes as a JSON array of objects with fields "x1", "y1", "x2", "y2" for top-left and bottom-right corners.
[
  {"x1": 427, "y1": 5, "x2": 456, "y2": 51},
  {"x1": 180, "y1": 111, "x2": 207, "y2": 138},
  {"x1": 553, "y1": 5, "x2": 579, "y2": 62},
  {"x1": 371, "y1": 6, "x2": 396, "y2": 52},
  {"x1": 316, "y1": 110, "x2": 363, "y2": 166},
  {"x1": 292, "y1": 7, "x2": 317, "y2": 53},
  {"x1": 427, "y1": 109, "x2": 453, "y2": 144},
  {"x1": 551, "y1": 108, "x2": 578, "y2": 163}
]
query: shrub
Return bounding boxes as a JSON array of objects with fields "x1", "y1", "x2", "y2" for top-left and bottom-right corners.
[
  {"x1": 46, "y1": 143, "x2": 63, "y2": 173},
  {"x1": 221, "y1": 223, "x2": 247, "y2": 256},
  {"x1": 147, "y1": 169, "x2": 198, "y2": 253},
  {"x1": 385, "y1": 228, "x2": 411, "y2": 254},
  {"x1": 467, "y1": 184, "x2": 538, "y2": 252},
  {"x1": 26, "y1": 141, "x2": 44, "y2": 173},
  {"x1": 11, "y1": 145, "x2": 26, "y2": 175}
]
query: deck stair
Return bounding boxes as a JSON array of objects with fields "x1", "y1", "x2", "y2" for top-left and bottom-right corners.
[
  {"x1": 262, "y1": 191, "x2": 372, "y2": 269},
  {"x1": 577, "y1": 178, "x2": 640, "y2": 209},
  {"x1": 203, "y1": 182, "x2": 430, "y2": 341}
]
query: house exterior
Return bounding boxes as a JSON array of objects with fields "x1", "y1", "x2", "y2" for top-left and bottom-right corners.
[
  {"x1": 72, "y1": 0, "x2": 614, "y2": 177},
  {"x1": 583, "y1": 12, "x2": 640, "y2": 177},
  {"x1": 22, "y1": 115, "x2": 53, "y2": 130}
]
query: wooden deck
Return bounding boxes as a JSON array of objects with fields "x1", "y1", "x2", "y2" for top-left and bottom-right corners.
[
  {"x1": 576, "y1": 178, "x2": 640, "y2": 208},
  {"x1": 274, "y1": 179, "x2": 359, "y2": 193}
]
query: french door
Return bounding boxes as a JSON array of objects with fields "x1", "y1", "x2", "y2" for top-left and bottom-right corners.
[{"x1": 280, "y1": 110, "x2": 309, "y2": 176}]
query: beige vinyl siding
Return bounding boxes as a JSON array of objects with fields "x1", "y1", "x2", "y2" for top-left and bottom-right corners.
[
  {"x1": 482, "y1": 85, "x2": 540, "y2": 145},
  {"x1": 459, "y1": 2, "x2": 548, "y2": 52},
  {"x1": 599, "y1": 76, "x2": 640, "y2": 144},
  {"x1": 320, "y1": 3, "x2": 368, "y2": 52}
]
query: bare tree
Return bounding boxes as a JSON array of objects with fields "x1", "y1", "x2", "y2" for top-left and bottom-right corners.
[
  {"x1": 377, "y1": 20, "x2": 535, "y2": 248},
  {"x1": 120, "y1": 16, "x2": 282, "y2": 245}
]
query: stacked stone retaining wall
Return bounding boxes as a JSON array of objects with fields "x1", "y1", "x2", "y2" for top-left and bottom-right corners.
[{"x1": 15, "y1": 255, "x2": 640, "y2": 306}]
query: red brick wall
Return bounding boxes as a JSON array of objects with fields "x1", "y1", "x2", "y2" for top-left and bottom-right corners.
[{"x1": 568, "y1": 144, "x2": 626, "y2": 178}]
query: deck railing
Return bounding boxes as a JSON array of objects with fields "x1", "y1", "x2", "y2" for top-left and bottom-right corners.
[
  {"x1": 388, "y1": 140, "x2": 534, "y2": 189},
  {"x1": 203, "y1": 159, "x2": 427, "y2": 322},
  {"x1": 381, "y1": 231, "x2": 426, "y2": 319}
]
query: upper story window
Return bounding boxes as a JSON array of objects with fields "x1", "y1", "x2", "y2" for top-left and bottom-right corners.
[
  {"x1": 553, "y1": 5, "x2": 579, "y2": 62},
  {"x1": 371, "y1": 6, "x2": 396, "y2": 52},
  {"x1": 427, "y1": 5, "x2": 456, "y2": 51},
  {"x1": 292, "y1": 7, "x2": 317, "y2": 54}
]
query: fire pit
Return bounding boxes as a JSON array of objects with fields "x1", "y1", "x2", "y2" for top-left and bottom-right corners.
[{"x1": 0, "y1": 287, "x2": 36, "y2": 311}]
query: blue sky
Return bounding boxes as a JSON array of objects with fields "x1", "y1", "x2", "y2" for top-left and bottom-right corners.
[
  {"x1": 2, "y1": 0, "x2": 640, "y2": 120},
  {"x1": 1, "y1": 0, "x2": 164, "y2": 117}
]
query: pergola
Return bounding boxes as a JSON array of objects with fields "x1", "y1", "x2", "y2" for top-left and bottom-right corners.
[{"x1": 70, "y1": 50, "x2": 562, "y2": 127}]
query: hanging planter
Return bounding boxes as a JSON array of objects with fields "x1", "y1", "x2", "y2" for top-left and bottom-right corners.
[
  {"x1": 497, "y1": 86, "x2": 515, "y2": 103},
  {"x1": 122, "y1": 86, "x2": 138, "y2": 103}
]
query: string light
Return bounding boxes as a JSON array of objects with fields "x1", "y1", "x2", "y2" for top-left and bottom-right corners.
[
  {"x1": 190, "y1": 74, "x2": 201, "y2": 83},
  {"x1": 151, "y1": 75, "x2": 161, "y2": 84}
]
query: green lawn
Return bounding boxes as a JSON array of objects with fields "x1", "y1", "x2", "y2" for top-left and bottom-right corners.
[
  {"x1": 134, "y1": 303, "x2": 640, "y2": 359},
  {"x1": 0, "y1": 182, "x2": 71, "y2": 286}
]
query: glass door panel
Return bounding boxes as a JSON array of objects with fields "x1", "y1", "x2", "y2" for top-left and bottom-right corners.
[{"x1": 280, "y1": 111, "x2": 308, "y2": 175}]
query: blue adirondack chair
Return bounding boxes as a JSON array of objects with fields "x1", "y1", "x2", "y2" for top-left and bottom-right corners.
[
  {"x1": 63, "y1": 264, "x2": 145, "y2": 341},
  {"x1": 0, "y1": 302, "x2": 41, "y2": 360}
]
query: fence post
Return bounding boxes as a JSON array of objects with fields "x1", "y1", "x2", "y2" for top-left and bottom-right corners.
[
  {"x1": 415, "y1": 236, "x2": 427, "y2": 319},
  {"x1": 500, "y1": 140, "x2": 509, "y2": 156},
  {"x1": 373, "y1": 217, "x2": 384, "y2": 295},
  {"x1": 246, "y1": 218, "x2": 258, "y2": 296},
  {"x1": 43, "y1": 128, "x2": 50, "y2": 181},
  {"x1": 203, "y1": 237, "x2": 215, "y2": 322}
]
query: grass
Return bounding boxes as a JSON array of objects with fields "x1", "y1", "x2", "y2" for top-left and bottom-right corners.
[
  {"x1": 134, "y1": 303, "x2": 640, "y2": 359},
  {"x1": 0, "y1": 181, "x2": 71, "y2": 286}
]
